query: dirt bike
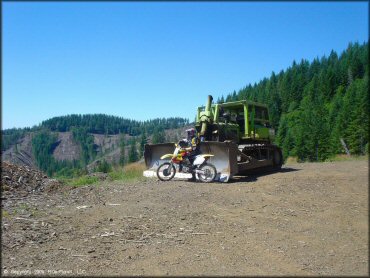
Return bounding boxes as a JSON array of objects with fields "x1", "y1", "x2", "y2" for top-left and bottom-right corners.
[{"x1": 156, "y1": 140, "x2": 217, "y2": 183}]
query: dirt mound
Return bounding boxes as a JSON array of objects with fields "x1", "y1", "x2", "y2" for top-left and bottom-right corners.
[{"x1": 1, "y1": 162, "x2": 62, "y2": 197}]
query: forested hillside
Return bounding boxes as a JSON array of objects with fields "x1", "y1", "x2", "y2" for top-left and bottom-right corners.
[
  {"x1": 2, "y1": 116, "x2": 189, "y2": 152},
  {"x1": 2, "y1": 116, "x2": 189, "y2": 177},
  {"x1": 40, "y1": 114, "x2": 189, "y2": 135},
  {"x1": 2, "y1": 42, "x2": 368, "y2": 175},
  {"x1": 219, "y1": 42, "x2": 368, "y2": 161}
]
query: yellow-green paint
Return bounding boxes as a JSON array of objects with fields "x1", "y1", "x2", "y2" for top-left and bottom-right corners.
[
  {"x1": 243, "y1": 103, "x2": 249, "y2": 137},
  {"x1": 196, "y1": 97, "x2": 273, "y2": 141},
  {"x1": 214, "y1": 104, "x2": 220, "y2": 122}
]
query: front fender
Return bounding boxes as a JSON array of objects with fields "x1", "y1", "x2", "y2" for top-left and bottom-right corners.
[
  {"x1": 199, "y1": 154, "x2": 214, "y2": 159},
  {"x1": 160, "y1": 154, "x2": 173, "y2": 159}
]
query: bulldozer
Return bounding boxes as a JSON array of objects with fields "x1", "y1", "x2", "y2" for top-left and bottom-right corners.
[{"x1": 143, "y1": 95, "x2": 283, "y2": 182}]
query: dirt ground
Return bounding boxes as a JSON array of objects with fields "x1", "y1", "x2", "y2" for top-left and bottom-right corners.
[{"x1": 1, "y1": 160, "x2": 368, "y2": 276}]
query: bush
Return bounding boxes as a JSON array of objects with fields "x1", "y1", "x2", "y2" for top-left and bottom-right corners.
[
  {"x1": 95, "y1": 160, "x2": 112, "y2": 173},
  {"x1": 108, "y1": 170, "x2": 125, "y2": 180},
  {"x1": 69, "y1": 176, "x2": 99, "y2": 186}
]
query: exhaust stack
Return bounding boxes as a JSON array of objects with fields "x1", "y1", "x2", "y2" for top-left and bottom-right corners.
[{"x1": 200, "y1": 95, "x2": 213, "y2": 137}]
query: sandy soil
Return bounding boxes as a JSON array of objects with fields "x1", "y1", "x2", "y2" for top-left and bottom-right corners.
[{"x1": 1, "y1": 160, "x2": 368, "y2": 276}]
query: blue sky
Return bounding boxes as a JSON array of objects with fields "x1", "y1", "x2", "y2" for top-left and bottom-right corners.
[{"x1": 3, "y1": 1, "x2": 368, "y2": 129}]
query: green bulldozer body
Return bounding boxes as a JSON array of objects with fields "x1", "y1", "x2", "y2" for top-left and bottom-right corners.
[
  {"x1": 195, "y1": 96, "x2": 275, "y2": 144},
  {"x1": 143, "y1": 95, "x2": 283, "y2": 182}
]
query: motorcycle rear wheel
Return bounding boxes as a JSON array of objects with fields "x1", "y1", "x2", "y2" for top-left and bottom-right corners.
[
  {"x1": 157, "y1": 162, "x2": 176, "y2": 181},
  {"x1": 197, "y1": 163, "x2": 217, "y2": 183}
]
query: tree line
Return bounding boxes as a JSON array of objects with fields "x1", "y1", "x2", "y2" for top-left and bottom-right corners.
[
  {"x1": 218, "y1": 42, "x2": 368, "y2": 161},
  {"x1": 40, "y1": 114, "x2": 189, "y2": 135},
  {"x1": 2, "y1": 115, "x2": 188, "y2": 152}
]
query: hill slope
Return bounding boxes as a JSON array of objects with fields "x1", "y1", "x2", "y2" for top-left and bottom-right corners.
[{"x1": 2, "y1": 127, "x2": 190, "y2": 176}]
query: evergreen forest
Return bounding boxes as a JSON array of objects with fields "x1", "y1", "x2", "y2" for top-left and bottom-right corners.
[{"x1": 219, "y1": 42, "x2": 368, "y2": 161}]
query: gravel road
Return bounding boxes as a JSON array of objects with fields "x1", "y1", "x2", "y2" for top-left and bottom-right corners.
[{"x1": 1, "y1": 160, "x2": 368, "y2": 276}]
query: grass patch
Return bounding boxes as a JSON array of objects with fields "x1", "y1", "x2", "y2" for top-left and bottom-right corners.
[
  {"x1": 285, "y1": 154, "x2": 368, "y2": 164},
  {"x1": 108, "y1": 170, "x2": 125, "y2": 180},
  {"x1": 57, "y1": 162, "x2": 147, "y2": 186},
  {"x1": 285, "y1": 156, "x2": 298, "y2": 164},
  {"x1": 61, "y1": 175, "x2": 100, "y2": 187},
  {"x1": 109, "y1": 162, "x2": 146, "y2": 182},
  {"x1": 325, "y1": 154, "x2": 368, "y2": 162}
]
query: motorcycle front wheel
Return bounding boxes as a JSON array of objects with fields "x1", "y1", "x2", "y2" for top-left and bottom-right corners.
[
  {"x1": 196, "y1": 163, "x2": 217, "y2": 183},
  {"x1": 157, "y1": 162, "x2": 176, "y2": 181}
]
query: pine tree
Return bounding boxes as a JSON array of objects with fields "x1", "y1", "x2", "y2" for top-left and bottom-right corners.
[
  {"x1": 139, "y1": 133, "x2": 147, "y2": 158},
  {"x1": 152, "y1": 128, "x2": 166, "y2": 144},
  {"x1": 119, "y1": 134, "x2": 126, "y2": 166},
  {"x1": 128, "y1": 138, "x2": 138, "y2": 163}
]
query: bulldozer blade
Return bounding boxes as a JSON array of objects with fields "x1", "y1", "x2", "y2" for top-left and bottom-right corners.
[
  {"x1": 143, "y1": 141, "x2": 239, "y2": 182},
  {"x1": 198, "y1": 141, "x2": 239, "y2": 182},
  {"x1": 144, "y1": 142, "x2": 176, "y2": 171}
]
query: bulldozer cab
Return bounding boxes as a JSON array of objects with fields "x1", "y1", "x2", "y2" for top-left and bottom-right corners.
[{"x1": 195, "y1": 99, "x2": 274, "y2": 143}]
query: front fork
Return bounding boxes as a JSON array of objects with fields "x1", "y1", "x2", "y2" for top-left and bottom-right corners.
[
  {"x1": 178, "y1": 162, "x2": 183, "y2": 172},
  {"x1": 162, "y1": 161, "x2": 174, "y2": 176}
]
